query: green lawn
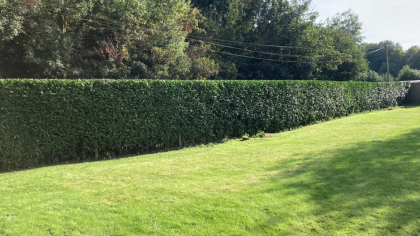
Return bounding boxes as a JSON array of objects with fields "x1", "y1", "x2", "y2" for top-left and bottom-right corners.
[{"x1": 1, "y1": 106, "x2": 420, "y2": 235}]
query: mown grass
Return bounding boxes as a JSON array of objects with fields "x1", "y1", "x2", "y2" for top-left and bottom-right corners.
[{"x1": 1, "y1": 106, "x2": 420, "y2": 235}]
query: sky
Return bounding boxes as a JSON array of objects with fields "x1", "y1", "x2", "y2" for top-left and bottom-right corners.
[{"x1": 310, "y1": 0, "x2": 420, "y2": 50}]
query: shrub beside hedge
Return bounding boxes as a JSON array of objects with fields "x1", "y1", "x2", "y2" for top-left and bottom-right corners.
[{"x1": 0, "y1": 79, "x2": 410, "y2": 171}]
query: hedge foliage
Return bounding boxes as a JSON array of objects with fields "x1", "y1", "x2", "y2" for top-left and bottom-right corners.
[{"x1": 0, "y1": 79, "x2": 410, "y2": 171}]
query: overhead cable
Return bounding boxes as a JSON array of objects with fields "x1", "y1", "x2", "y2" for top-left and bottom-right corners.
[
  {"x1": 188, "y1": 35, "x2": 306, "y2": 49},
  {"x1": 209, "y1": 50, "x2": 298, "y2": 63},
  {"x1": 187, "y1": 37, "x2": 300, "y2": 58}
]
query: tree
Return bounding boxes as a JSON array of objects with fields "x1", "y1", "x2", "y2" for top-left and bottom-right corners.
[
  {"x1": 405, "y1": 46, "x2": 420, "y2": 70},
  {"x1": 0, "y1": 0, "x2": 33, "y2": 41},
  {"x1": 0, "y1": 0, "x2": 217, "y2": 79},
  {"x1": 190, "y1": 0, "x2": 346, "y2": 80},
  {"x1": 365, "y1": 41, "x2": 406, "y2": 77},
  {"x1": 318, "y1": 10, "x2": 368, "y2": 81},
  {"x1": 398, "y1": 65, "x2": 420, "y2": 81}
]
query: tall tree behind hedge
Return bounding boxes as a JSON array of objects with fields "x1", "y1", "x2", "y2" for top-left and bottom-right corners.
[
  {"x1": 318, "y1": 10, "x2": 368, "y2": 81},
  {"x1": 190, "y1": 0, "x2": 346, "y2": 80},
  {"x1": 404, "y1": 46, "x2": 420, "y2": 70},
  {"x1": 365, "y1": 41, "x2": 407, "y2": 77},
  {"x1": 0, "y1": 0, "x2": 218, "y2": 79}
]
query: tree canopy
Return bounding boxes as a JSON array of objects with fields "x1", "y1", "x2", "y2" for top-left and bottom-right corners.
[
  {"x1": 189, "y1": 0, "x2": 352, "y2": 80},
  {"x1": 364, "y1": 41, "x2": 420, "y2": 78},
  {"x1": 0, "y1": 0, "x2": 217, "y2": 79},
  {"x1": 1, "y1": 0, "x2": 418, "y2": 80}
]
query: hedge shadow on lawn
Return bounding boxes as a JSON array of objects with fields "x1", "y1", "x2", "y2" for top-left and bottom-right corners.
[
  {"x1": 401, "y1": 103, "x2": 420, "y2": 109},
  {"x1": 262, "y1": 127, "x2": 420, "y2": 234}
]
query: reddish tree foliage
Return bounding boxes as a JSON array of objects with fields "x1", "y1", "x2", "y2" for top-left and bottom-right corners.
[
  {"x1": 183, "y1": 21, "x2": 194, "y2": 33},
  {"x1": 23, "y1": 0, "x2": 39, "y2": 8},
  {"x1": 94, "y1": 34, "x2": 126, "y2": 68}
]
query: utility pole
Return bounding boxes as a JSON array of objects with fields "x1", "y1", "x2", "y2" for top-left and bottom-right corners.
[{"x1": 386, "y1": 45, "x2": 390, "y2": 81}]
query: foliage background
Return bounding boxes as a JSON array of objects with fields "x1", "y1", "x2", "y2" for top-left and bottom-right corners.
[
  {"x1": 0, "y1": 0, "x2": 218, "y2": 79},
  {"x1": 1, "y1": 0, "x2": 420, "y2": 81}
]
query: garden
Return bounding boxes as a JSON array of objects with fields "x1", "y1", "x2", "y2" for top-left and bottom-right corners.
[{"x1": 1, "y1": 79, "x2": 419, "y2": 235}]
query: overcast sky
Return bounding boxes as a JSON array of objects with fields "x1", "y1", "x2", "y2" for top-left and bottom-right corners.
[{"x1": 310, "y1": 0, "x2": 420, "y2": 50}]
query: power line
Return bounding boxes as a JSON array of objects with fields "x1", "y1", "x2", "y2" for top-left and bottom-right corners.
[
  {"x1": 6, "y1": 11, "x2": 345, "y2": 61},
  {"x1": 209, "y1": 50, "x2": 298, "y2": 63},
  {"x1": 52, "y1": 13, "x2": 372, "y2": 61},
  {"x1": 188, "y1": 37, "x2": 352, "y2": 60},
  {"x1": 0, "y1": 5, "x2": 127, "y2": 32},
  {"x1": 209, "y1": 50, "x2": 338, "y2": 64},
  {"x1": 0, "y1": 4, "x2": 385, "y2": 63},
  {"x1": 5, "y1": 3, "x2": 129, "y2": 29},
  {"x1": 1, "y1": 5, "x2": 154, "y2": 35},
  {"x1": 187, "y1": 35, "x2": 382, "y2": 51},
  {"x1": 50, "y1": 10, "x2": 300, "y2": 63},
  {"x1": 2, "y1": 5, "x2": 383, "y2": 55},
  {"x1": 0, "y1": 4, "x2": 404, "y2": 53},
  {"x1": 187, "y1": 37, "x2": 301, "y2": 58},
  {"x1": 187, "y1": 35, "x2": 306, "y2": 49},
  {"x1": 365, "y1": 47, "x2": 385, "y2": 56},
  {"x1": 50, "y1": 11, "x2": 325, "y2": 62}
]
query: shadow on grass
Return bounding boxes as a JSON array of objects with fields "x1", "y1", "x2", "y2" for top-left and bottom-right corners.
[
  {"x1": 401, "y1": 103, "x2": 420, "y2": 109},
  {"x1": 263, "y1": 128, "x2": 420, "y2": 234}
]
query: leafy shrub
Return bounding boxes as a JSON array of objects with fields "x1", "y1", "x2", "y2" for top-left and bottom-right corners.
[
  {"x1": 398, "y1": 65, "x2": 420, "y2": 81},
  {"x1": 242, "y1": 134, "x2": 250, "y2": 141},
  {"x1": 221, "y1": 136, "x2": 229, "y2": 143},
  {"x1": 0, "y1": 79, "x2": 410, "y2": 171},
  {"x1": 253, "y1": 131, "x2": 265, "y2": 138},
  {"x1": 356, "y1": 70, "x2": 397, "y2": 82}
]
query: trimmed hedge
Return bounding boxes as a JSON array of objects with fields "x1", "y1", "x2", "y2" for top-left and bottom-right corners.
[{"x1": 0, "y1": 79, "x2": 410, "y2": 171}]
